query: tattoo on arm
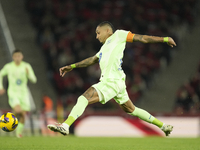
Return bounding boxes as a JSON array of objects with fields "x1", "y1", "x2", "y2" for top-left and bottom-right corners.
[
  {"x1": 133, "y1": 34, "x2": 162, "y2": 43},
  {"x1": 76, "y1": 56, "x2": 98, "y2": 68},
  {"x1": 138, "y1": 35, "x2": 143, "y2": 41},
  {"x1": 146, "y1": 37, "x2": 156, "y2": 43},
  {"x1": 133, "y1": 34, "x2": 144, "y2": 42}
]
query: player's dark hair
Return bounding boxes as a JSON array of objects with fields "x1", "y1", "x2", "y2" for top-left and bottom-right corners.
[
  {"x1": 12, "y1": 49, "x2": 22, "y2": 55},
  {"x1": 98, "y1": 21, "x2": 115, "y2": 33}
]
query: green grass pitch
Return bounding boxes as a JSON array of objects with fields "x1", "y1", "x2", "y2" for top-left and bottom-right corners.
[{"x1": 0, "y1": 136, "x2": 199, "y2": 150}]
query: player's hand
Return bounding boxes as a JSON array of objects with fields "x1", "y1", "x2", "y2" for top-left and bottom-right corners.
[
  {"x1": 167, "y1": 37, "x2": 177, "y2": 48},
  {"x1": 59, "y1": 66, "x2": 73, "y2": 77},
  {"x1": 0, "y1": 89, "x2": 5, "y2": 95}
]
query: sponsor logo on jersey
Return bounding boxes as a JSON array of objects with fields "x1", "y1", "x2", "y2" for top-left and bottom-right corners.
[
  {"x1": 118, "y1": 59, "x2": 123, "y2": 71},
  {"x1": 99, "y1": 52, "x2": 102, "y2": 63},
  {"x1": 107, "y1": 40, "x2": 111, "y2": 44}
]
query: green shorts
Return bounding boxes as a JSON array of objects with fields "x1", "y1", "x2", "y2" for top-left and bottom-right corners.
[
  {"x1": 92, "y1": 79, "x2": 130, "y2": 105},
  {"x1": 8, "y1": 92, "x2": 30, "y2": 111}
]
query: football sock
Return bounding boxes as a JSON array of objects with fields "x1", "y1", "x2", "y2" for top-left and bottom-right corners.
[
  {"x1": 152, "y1": 118, "x2": 164, "y2": 128},
  {"x1": 16, "y1": 122, "x2": 24, "y2": 135},
  {"x1": 160, "y1": 123, "x2": 166, "y2": 130},
  {"x1": 64, "y1": 95, "x2": 88, "y2": 126},
  {"x1": 128, "y1": 106, "x2": 163, "y2": 128},
  {"x1": 64, "y1": 116, "x2": 75, "y2": 127}
]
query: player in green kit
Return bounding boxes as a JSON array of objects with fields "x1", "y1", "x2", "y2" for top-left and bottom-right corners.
[
  {"x1": 0, "y1": 49, "x2": 37, "y2": 138},
  {"x1": 48, "y1": 21, "x2": 176, "y2": 136}
]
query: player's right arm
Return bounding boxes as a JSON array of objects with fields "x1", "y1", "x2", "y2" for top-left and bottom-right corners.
[
  {"x1": 0, "y1": 64, "x2": 8, "y2": 95},
  {"x1": 59, "y1": 55, "x2": 99, "y2": 77}
]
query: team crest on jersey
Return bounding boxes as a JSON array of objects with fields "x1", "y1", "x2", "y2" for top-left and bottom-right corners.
[{"x1": 16, "y1": 79, "x2": 22, "y2": 85}]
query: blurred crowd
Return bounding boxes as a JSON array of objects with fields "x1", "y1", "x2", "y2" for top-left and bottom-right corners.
[
  {"x1": 25, "y1": 0, "x2": 197, "y2": 112},
  {"x1": 174, "y1": 62, "x2": 200, "y2": 115}
]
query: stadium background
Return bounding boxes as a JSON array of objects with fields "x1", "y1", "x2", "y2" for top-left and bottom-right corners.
[{"x1": 0, "y1": 0, "x2": 200, "y2": 137}]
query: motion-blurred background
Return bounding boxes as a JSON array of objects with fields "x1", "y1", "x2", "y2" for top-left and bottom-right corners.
[{"x1": 0, "y1": 0, "x2": 200, "y2": 137}]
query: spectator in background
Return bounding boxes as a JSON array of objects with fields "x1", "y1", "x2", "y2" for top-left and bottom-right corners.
[
  {"x1": 43, "y1": 94, "x2": 53, "y2": 113},
  {"x1": 175, "y1": 71, "x2": 200, "y2": 115}
]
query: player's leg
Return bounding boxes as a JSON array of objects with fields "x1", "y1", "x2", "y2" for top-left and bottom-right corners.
[
  {"x1": 119, "y1": 99, "x2": 173, "y2": 136},
  {"x1": 13, "y1": 105, "x2": 25, "y2": 123},
  {"x1": 14, "y1": 93, "x2": 31, "y2": 138},
  {"x1": 48, "y1": 80, "x2": 120, "y2": 135},
  {"x1": 47, "y1": 87, "x2": 99, "y2": 135},
  {"x1": 13, "y1": 105, "x2": 26, "y2": 138},
  {"x1": 8, "y1": 95, "x2": 24, "y2": 137},
  {"x1": 64, "y1": 87, "x2": 99, "y2": 126},
  {"x1": 119, "y1": 100, "x2": 163, "y2": 127}
]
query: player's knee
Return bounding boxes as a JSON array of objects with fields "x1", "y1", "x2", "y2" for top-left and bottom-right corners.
[
  {"x1": 15, "y1": 112, "x2": 23, "y2": 118},
  {"x1": 13, "y1": 104, "x2": 21, "y2": 110},
  {"x1": 120, "y1": 106, "x2": 134, "y2": 113},
  {"x1": 124, "y1": 107, "x2": 135, "y2": 113},
  {"x1": 14, "y1": 108, "x2": 22, "y2": 114},
  {"x1": 120, "y1": 100, "x2": 135, "y2": 113},
  {"x1": 15, "y1": 110, "x2": 22, "y2": 115}
]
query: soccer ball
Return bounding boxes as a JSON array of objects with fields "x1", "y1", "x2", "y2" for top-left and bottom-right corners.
[{"x1": 0, "y1": 112, "x2": 18, "y2": 132}]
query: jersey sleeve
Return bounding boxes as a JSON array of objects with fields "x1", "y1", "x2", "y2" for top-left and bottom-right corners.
[
  {"x1": 126, "y1": 32, "x2": 135, "y2": 43},
  {"x1": 116, "y1": 30, "x2": 135, "y2": 43},
  {"x1": 95, "y1": 51, "x2": 100, "y2": 58},
  {"x1": 26, "y1": 63, "x2": 37, "y2": 83},
  {"x1": 0, "y1": 64, "x2": 8, "y2": 89},
  {"x1": 116, "y1": 30, "x2": 130, "y2": 42}
]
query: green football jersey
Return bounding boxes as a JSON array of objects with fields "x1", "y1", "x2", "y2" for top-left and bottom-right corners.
[
  {"x1": 0, "y1": 61, "x2": 37, "y2": 95},
  {"x1": 96, "y1": 30, "x2": 129, "y2": 81}
]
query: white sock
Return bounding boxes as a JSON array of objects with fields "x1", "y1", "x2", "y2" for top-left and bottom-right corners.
[
  {"x1": 62, "y1": 123, "x2": 69, "y2": 129},
  {"x1": 160, "y1": 123, "x2": 165, "y2": 130}
]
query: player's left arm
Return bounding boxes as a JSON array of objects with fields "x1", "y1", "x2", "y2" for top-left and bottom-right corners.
[
  {"x1": 126, "y1": 32, "x2": 176, "y2": 47},
  {"x1": 26, "y1": 64, "x2": 37, "y2": 83},
  {"x1": 60, "y1": 55, "x2": 99, "y2": 77}
]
